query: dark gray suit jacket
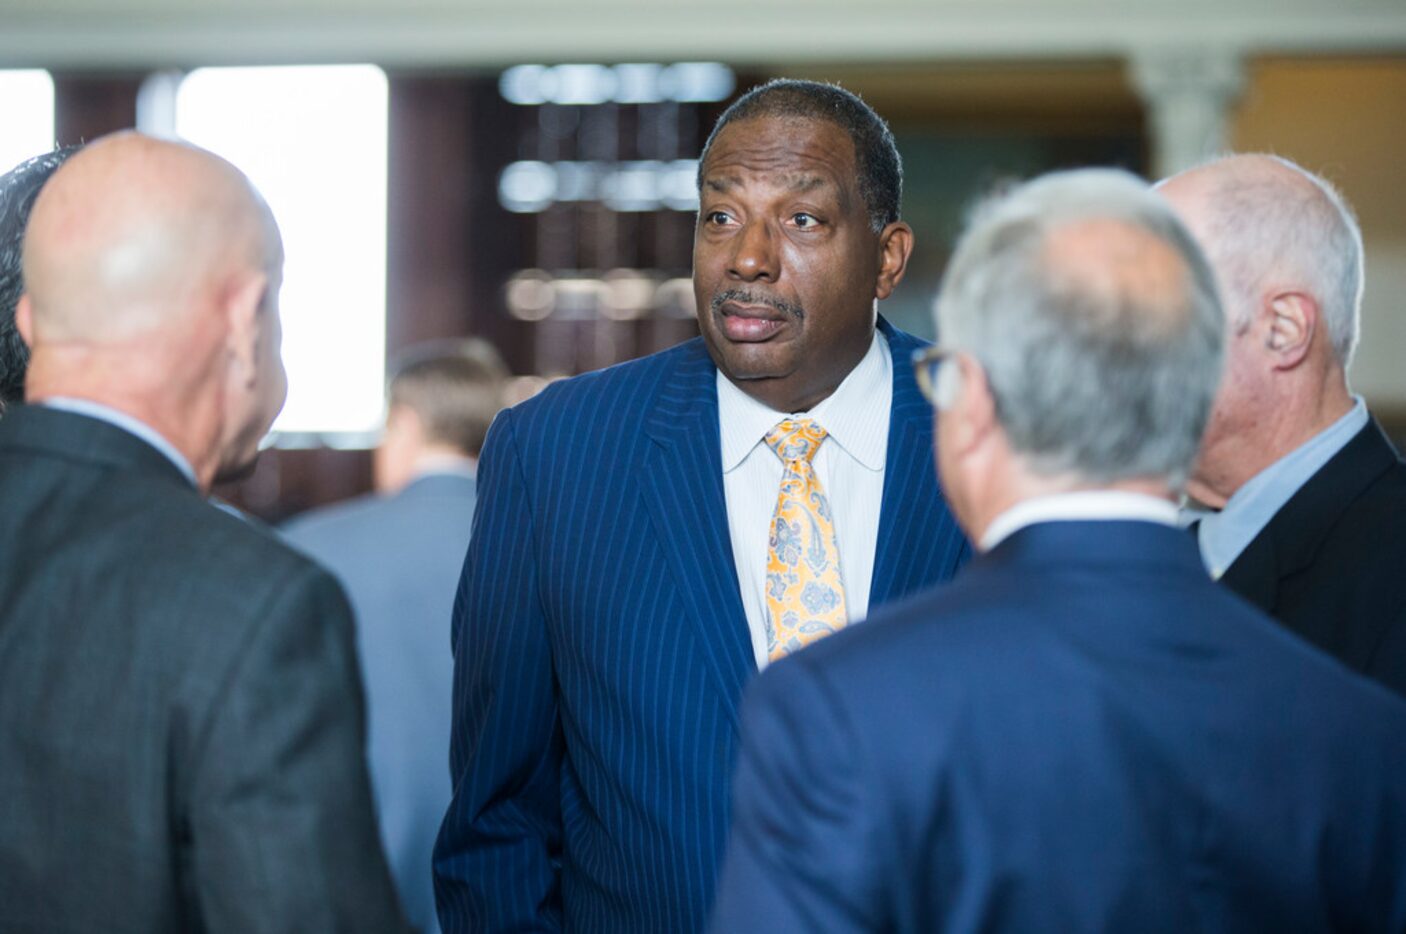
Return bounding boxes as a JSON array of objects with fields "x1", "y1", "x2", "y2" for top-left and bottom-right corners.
[
  {"x1": 1222, "y1": 417, "x2": 1406, "y2": 698},
  {"x1": 0, "y1": 405, "x2": 406, "y2": 933}
]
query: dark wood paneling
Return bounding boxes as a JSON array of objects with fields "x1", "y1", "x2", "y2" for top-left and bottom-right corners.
[
  {"x1": 216, "y1": 448, "x2": 373, "y2": 527},
  {"x1": 385, "y1": 73, "x2": 532, "y2": 371},
  {"x1": 52, "y1": 72, "x2": 144, "y2": 147},
  {"x1": 220, "y1": 72, "x2": 529, "y2": 523}
]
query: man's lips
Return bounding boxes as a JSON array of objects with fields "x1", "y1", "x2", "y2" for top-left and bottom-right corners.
[{"x1": 719, "y1": 302, "x2": 791, "y2": 342}]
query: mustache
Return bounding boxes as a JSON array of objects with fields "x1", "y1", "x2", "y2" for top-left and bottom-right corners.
[{"x1": 709, "y1": 288, "x2": 806, "y2": 321}]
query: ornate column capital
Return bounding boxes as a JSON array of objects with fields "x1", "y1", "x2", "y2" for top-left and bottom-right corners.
[{"x1": 1130, "y1": 47, "x2": 1247, "y2": 179}]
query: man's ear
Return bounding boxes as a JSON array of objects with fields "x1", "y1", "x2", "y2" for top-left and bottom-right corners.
[
  {"x1": 1264, "y1": 291, "x2": 1316, "y2": 370},
  {"x1": 383, "y1": 402, "x2": 425, "y2": 446},
  {"x1": 875, "y1": 221, "x2": 914, "y2": 300},
  {"x1": 375, "y1": 403, "x2": 425, "y2": 494},
  {"x1": 947, "y1": 352, "x2": 997, "y2": 457},
  {"x1": 15, "y1": 293, "x2": 33, "y2": 346},
  {"x1": 223, "y1": 270, "x2": 268, "y2": 388}
]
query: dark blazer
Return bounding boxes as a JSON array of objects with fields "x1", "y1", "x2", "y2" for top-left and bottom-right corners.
[
  {"x1": 433, "y1": 321, "x2": 969, "y2": 933},
  {"x1": 711, "y1": 520, "x2": 1406, "y2": 933},
  {"x1": 0, "y1": 406, "x2": 405, "y2": 934},
  {"x1": 284, "y1": 472, "x2": 477, "y2": 934},
  {"x1": 1222, "y1": 417, "x2": 1406, "y2": 697}
]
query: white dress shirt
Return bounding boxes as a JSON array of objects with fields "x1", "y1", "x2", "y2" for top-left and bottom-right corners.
[
  {"x1": 718, "y1": 331, "x2": 891, "y2": 670},
  {"x1": 981, "y1": 491, "x2": 1180, "y2": 552}
]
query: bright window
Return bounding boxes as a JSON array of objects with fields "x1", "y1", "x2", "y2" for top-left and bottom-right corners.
[
  {"x1": 0, "y1": 70, "x2": 55, "y2": 175},
  {"x1": 175, "y1": 65, "x2": 389, "y2": 441}
]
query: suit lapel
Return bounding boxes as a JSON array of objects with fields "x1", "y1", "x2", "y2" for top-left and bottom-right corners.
[
  {"x1": 870, "y1": 321, "x2": 968, "y2": 608},
  {"x1": 1223, "y1": 419, "x2": 1400, "y2": 614},
  {"x1": 638, "y1": 341, "x2": 754, "y2": 727}
]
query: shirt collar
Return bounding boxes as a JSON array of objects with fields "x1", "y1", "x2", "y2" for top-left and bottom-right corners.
[
  {"x1": 1190, "y1": 395, "x2": 1368, "y2": 578},
  {"x1": 981, "y1": 490, "x2": 1180, "y2": 552},
  {"x1": 716, "y1": 329, "x2": 891, "y2": 473},
  {"x1": 42, "y1": 397, "x2": 199, "y2": 488}
]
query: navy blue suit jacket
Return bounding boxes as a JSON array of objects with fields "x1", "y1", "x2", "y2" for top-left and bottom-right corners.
[
  {"x1": 712, "y1": 521, "x2": 1406, "y2": 933},
  {"x1": 433, "y1": 321, "x2": 968, "y2": 932}
]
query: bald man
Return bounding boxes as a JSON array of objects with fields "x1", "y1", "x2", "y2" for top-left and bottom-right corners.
[
  {"x1": 0, "y1": 132, "x2": 406, "y2": 933},
  {"x1": 1160, "y1": 155, "x2": 1406, "y2": 698}
]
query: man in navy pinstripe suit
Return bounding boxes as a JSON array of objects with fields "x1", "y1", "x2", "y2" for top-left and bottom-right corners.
[{"x1": 434, "y1": 79, "x2": 969, "y2": 933}]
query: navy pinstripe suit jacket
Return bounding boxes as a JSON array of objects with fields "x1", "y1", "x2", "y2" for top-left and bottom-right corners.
[{"x1": 433, "y1": 320, "x2": 969, "y2": 932}]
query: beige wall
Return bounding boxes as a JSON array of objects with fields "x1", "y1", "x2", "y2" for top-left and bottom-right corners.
[{"x1": 1231, "y1": 57, "x2": 1406, "y2": 415}]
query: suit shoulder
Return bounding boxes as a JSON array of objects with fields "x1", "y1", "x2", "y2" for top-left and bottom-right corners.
[
  {"x1": 786, "y1": 576, "x2": 1016, "y2": 686},
  {"x1": 880, "y1": 321, "x2": 927, "y2": 358},
  {"x1": 482, "y1": 339, "x2": 711, "y2": 474},
  {"x1": 140, "y1": 489, "x2": 341, "y2": 606},
  {"x1": 505, "y1": 338, "x2": 705, "y2": 427},
  {"x1": 1309, "y1": 457, "x2": 1406, "y2": 582},
  {"x1": 1347, "y1": 456, "x2": 1406, "y2": 525},
  {"x1": 281, "y1": 493, "x2": 387, "y2": 545},
  {"x1": 31, "y1": 482, "x2": 352, "y2": 683}
]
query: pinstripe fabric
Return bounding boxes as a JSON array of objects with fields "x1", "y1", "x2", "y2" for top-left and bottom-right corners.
[
  {"x1": 433, "y1": 319, "x2": 969, "y2": 933},
  {"x1": 870, "y1": 337, "x2": 971, "y2": 608}
]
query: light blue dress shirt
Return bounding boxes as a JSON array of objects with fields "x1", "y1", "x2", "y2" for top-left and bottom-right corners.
[{"x1": 1187, "y1": 396, "x2": 1368, "y2": 579}]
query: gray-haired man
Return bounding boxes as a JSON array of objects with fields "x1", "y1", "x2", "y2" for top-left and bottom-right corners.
[
  {"x1": 1160, "y1": 154, "x2": 1406, "y2": 698},
  {"x1": 710, "y1": 168, "x2": 1406, "y2": 932}
]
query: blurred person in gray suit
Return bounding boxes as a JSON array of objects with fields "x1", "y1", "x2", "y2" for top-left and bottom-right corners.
[
  {"x1": 0, "y1": 131, "x2": 406, "y2": 933},
  {"x1": 0, "y1": 146, "x2": 78, "y2": 418},
  {"x1": 283, "y1": 339, "x2": 509, "y2": 934}
]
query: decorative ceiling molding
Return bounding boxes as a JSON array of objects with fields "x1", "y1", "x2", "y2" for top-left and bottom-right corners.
[{"x1": 0, "y1": 1, "x2": 1404, "y2": 69}]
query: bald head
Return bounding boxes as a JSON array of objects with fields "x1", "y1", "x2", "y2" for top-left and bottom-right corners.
[
  {"x1": 1157, "y1": 154, "x2": 1363, "y2": 368},
  {"x1": 1041, "y1": 216, "x2": 1202, "y2": 340},
  {"x1": 22, "y1": 132, "x2": 281, "y2": 345},
  {"x1": 18, "y1": 132, "x2": 288, "y2": 492}
]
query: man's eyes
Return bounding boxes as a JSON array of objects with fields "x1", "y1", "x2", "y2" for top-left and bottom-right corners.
[{"x1": 701, "y1": 210, "x2": 824, "y2": 228}]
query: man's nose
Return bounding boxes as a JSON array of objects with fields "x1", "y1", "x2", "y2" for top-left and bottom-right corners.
[{"x1": 728, "y1": 219, "x2": 778, "y2": 282}]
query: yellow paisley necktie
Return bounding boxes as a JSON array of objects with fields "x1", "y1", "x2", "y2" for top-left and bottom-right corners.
[{"x1": 764, "y1": 418, "x2": 848, "y2": 662}]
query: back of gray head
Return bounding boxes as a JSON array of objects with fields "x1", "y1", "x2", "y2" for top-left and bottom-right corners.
[
  {"x1": 935, "y1": 167, "x2": 1224, "y2": 489},
  {"x1": 1179, "y1": 155, "x2": 1363, "y2": 368}
]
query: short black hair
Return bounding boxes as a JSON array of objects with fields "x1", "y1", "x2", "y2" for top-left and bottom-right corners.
[
  {"x1": 0, "y1": 146, "x2": 79, "y2": 415},
  {"x1": 697, "y1": 79, "x2": 902, "y2": 232}
]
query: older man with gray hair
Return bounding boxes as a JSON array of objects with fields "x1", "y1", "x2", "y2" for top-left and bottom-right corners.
[
  {"x1": 710, "y1": 168, "x2": 1406, "y2": 933},
  {"x1": 1159, "y1": 154, "x2": 1406, "y2": 698}
]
